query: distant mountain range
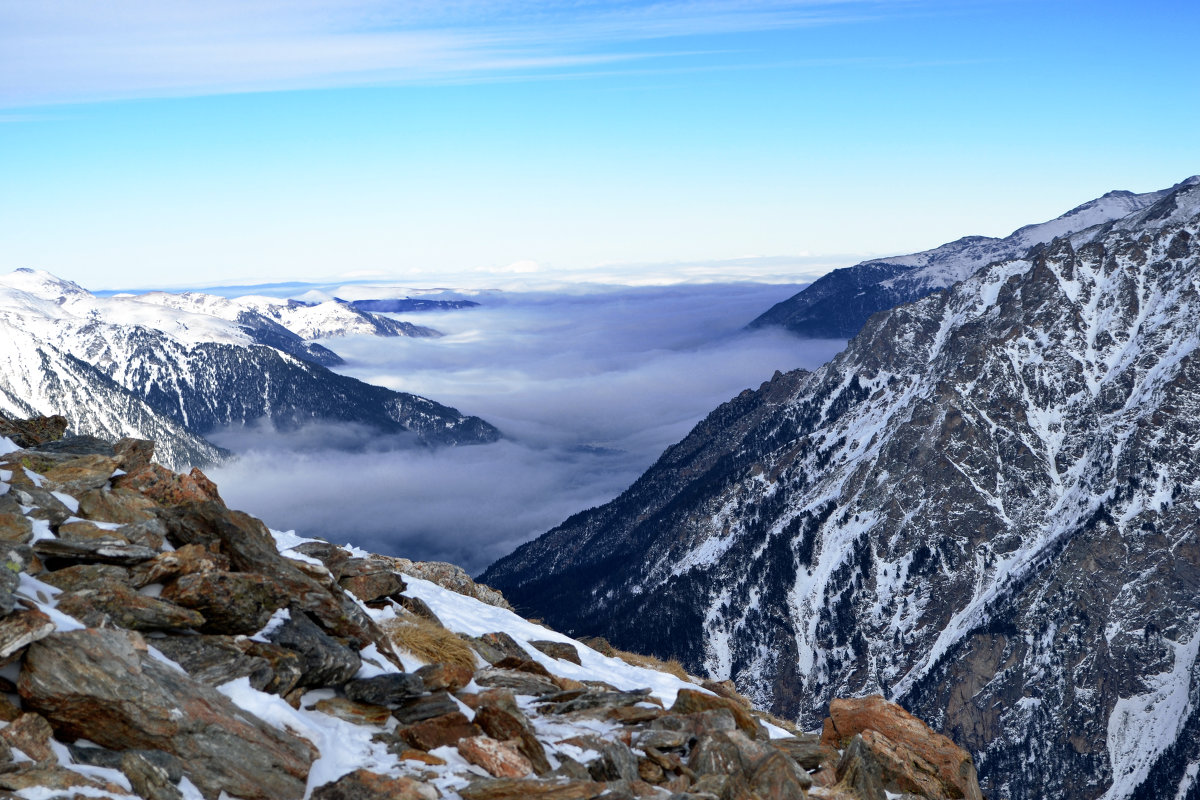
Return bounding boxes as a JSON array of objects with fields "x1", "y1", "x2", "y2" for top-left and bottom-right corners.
[
  {"x1": 348, "y1": 297, "x2": 480, "y2": 313},
  {"x1": 483, "y1": 176, "x2": 1200, "y2": 800},
  {"x1": 750, "y1": 177, "x2": 1200, "y2": 339},
  {"x1": 0, "y1": 271, "x2": 499, "y2": 469}
]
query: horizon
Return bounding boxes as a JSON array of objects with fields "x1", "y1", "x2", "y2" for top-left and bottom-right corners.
[{"x1": 2, "y1": 1, "x2": 1197, "y2": 290}]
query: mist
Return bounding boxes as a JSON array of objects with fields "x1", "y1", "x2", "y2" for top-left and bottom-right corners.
[{"x1": 207, "y1": 283, "x2": 845, "y2": 574}]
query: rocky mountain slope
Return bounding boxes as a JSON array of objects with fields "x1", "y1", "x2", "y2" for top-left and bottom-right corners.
[
  {"x1": 749, "y1": 177, "x2": 1199, "y2": 339},
  {"x1": 0, "y1": 414, "x2": 979, "y2": 800},
  {"x1": 0, "y1": 271, "x2": 498, "y2": 469},
  {"x1": 483, "y1": 180, "x2": 1200, "y2": 800}
]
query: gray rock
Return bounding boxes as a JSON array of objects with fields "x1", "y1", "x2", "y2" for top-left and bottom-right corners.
[
  {"x1": 161, "y1": 571, "x2": 290, "y2": 635},
  {"x1": 150, "y1": 635, "x2": 279, "y2": 692},
  {"x1": 528, "y1": 640, "x2": 581, "y2": 664},
  {"x1": 475, "y1": 668, "x2": 560, "y2": 698},
  {"x1": 68, "y1": 744, "x2": 184, "y2": 782},
  {"x1": 469, "y1": 631, "x2": 531, "y2": 665},
  {"x1": 391, "y1": 691, "x2": 460, "y2": 725},
  {"x1": 343, "y1": 673, "x2": 425, "y2": 706},
  {"x1": 837, "y1": 734, "x2": 886, "y2": 800},
  {"x1": 32, "y1": 536, "x2": 158, "y2": 565},
  {"x1": 18, "y1": 628, "x2": 315, "y2": 799},
  {"x1": 122, "y1": 750, "x2": 184, "y2": 800},
  {"x1": 266, "y1": 608, "x2": 362, "y2": 687}
]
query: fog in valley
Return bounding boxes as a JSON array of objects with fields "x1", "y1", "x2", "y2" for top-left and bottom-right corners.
[{"x1": 208, "y1": 283, "x2": 845, "y2": 574}]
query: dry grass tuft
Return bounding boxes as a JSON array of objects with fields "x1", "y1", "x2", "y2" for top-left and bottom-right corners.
[
  {"x1": 381, "y1": 615, "x2": 477, "y2": 671},
  {"x1": 610, "y1": 647, "x2": 693, "y2": 683}
]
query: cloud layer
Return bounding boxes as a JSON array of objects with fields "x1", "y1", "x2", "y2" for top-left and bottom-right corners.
[{"x1": 207, "y1": 283, "x2": 844, "y2": 574}]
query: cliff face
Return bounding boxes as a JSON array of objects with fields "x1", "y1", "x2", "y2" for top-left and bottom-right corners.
[
  {"x1": 0, "y1": 415, "x2": 978, "y2": 800},
  {"x1": 484, "y1": 183, "x2": 1200, "y2": 800}
]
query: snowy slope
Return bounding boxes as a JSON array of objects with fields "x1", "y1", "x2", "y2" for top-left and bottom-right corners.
[
  {"x1": 486, "y1": 179, "x2": 1200, "y2": 800},
  {"x1": 0, "y1": 270, "x2": 499, "y2": 468},
  {"x1": 750, "y1": 176, "x2": 1199, "y2": 338}
]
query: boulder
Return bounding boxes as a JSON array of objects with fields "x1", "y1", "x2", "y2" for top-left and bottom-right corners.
[
  {"x1": 0, "y1": 414, "x2": 67, "y2": 447},
  {"x1": 0, "y1": 510, "x2": 32, "y2": 544},
  {"x1": 391, "y1": 691, "x2": 461, "y2": 725},
  {"x1": 561, "y1": 734, "x2": 639, "y2": 783},
  {"x1": 0, "y1": 712, "x2": 56, "y2": 763},
  {"x1": 394, "y1": 711, "x2": 482, "y2": 751},
  {"x1": 415, "y1": 661, "x2": 474, "y2": 693},
  {"x1": 671, "y1": 688, "x2": 765, "y2": 740},
  {"x1": 18, "y1": 628, "x2": 315, "y2": 799},
  {"x1": 69, "y1": 743, "x2": 184, "y2": 783},
  {"x1": 33, "y1": 536, "x2": 158, "y2": 566},
  {"x1": 310, "y1": 769, "x2": 436, "y2": 800},
  {"x1": 337, "y1": 558, "x2": 406, "y2": 604},
  {"x1": 161, "y1": 571, "x2": 290, "y2": 634},
  {"x1": 474, "y1": 688, "x2": 551, "y2": 775},
  {"x1": 475, "y1": 667, "x2": 559, "y2": 697},
  {"x1": 470, "y1": 631, "x2": 532, "y2": 664},
  {"x1": 750, "y1": 749, "x2": 812, "y2": 798},
  {"x1": 265, "y1": 608, "x2": 362, "y2": 688},
  {"x1": 458, "y1": 778, "x2": 608, "y2": 800},
  {"x1": 56, "y1": 580, "x2": 205, "y2": 631},
  {"x1": 836, "y1": 734, "x2": 886, "y2": 800},
  {"x1": 130, "y1": 544, "x2": 230, "y2": 588},
  {"x1": 0, "y1": 607, "x2": 55, "y2": 662},
  {"x1": 40, "y1": 454, "x2": 120, "y2": 495},
  {"x1": 529, "y1": 640, "x2": 581, "y2": 664},
  {"x1": 122, "y1": 750, "x2": 185, "y2": 800},
  {"x1": 151, "y1": 635, "x2": 281, "y2": 692},
  {"x1": 114, "y1": 464, "x2": 223, "y2": 506},
  {"x1": 75, "y1": 486, "x2": 158, "y2": 524},
  {"x1": 114, "y1": 437, "x2": 155, "y2": 471},
  {"x1": 458, "y1": 735, "x2": 534, "y2": 778},
  {"x1": 311, "y1": 698, "x2": 392, "y2": 727},
  {"x1": 343, "y1": 673, "x2": 425, "y2": 706},
  {"x1": 821, "y1": 695, "x2": 983, "y2": 800}
]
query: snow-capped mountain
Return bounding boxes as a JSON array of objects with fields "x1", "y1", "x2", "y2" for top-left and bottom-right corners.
[
  {"x1": 134, "y1": 291, "x2": 440, "y2": 342},
  {"x1": 0, "y1": 270, "x2": 499, "y2": 469},
  {"x1": 483, "y1": 179, "x2": 1200, "y2": 800},
  {"x1": 749, "y1": 177, "x2": 1199, "y2": 339}
]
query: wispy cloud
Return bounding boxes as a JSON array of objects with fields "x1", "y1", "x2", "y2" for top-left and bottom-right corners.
[{"x1": 1, "y1": 0, "x2": 914, "y2": 107}]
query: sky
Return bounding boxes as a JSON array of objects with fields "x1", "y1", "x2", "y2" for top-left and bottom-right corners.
[
  {"x1": 206, "y1": 284, "x2": 846, "y2": 572},
  {"x1": 2, "y1": 0, "x2": 1198, "y2": 290}
]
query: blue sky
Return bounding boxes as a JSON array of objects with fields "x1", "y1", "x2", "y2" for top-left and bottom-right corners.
[{"x1": 1, "y1": 0, "x2": 1197, "y2": 290}]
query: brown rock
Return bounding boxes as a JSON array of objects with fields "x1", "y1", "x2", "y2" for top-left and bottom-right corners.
[
  {"x1": 0, "y1": 607, "x2": 56, "y2": 661},
  {"x1": 750, "y1": 749, "x2": 812, "y2": 798},
  {"x1": 858, "y1": 728, "x2": 952, "y2": 799},
  {"x1": 33, "y1": 536, "x2": 158, "y2": 565},
  {"x1": 122, "y1": 750, "x2": 184, "y2": 800},
  {"x1": 0, "y1": 512, "x2": 32, "y2": 543},
  {"x1": 39, "y1": 563, "x2": 132, "y2": 593},
  {"x1": 700, "y1": 679, "x2": 751, "y2": 708},
  {"x1": 312, "y1": 698, "x2": 392, "y2": 726},
  {"x1": 76, "y1": 486, "x2": 158, "y2": 524},
  {"x1": 397, "y1": 748, "x2": 447, "y2": 766},
  {"x1": 114, "y1": 438, "x2": 155, "y2": 471},
  {"x1": 114, "y1": 464, "x2": 223, "y2": 506},
  {"x1": 470, "y1": 631, "x2": 531, "y2": 664},
  {"x1": 774, "y1": 733, "x2": 836, "y2": 771},
  {"x1": 415, "y1": 661, "x2": 474, "y2": 692},
  {"x1": 130, "y1": 544, "x2": 230, "y2": 588},
  {"x1": 311, "y1": 769, "x2": 437, "y2": 800},
  {"x1": 671, "y1": 688, "x2": 766, "y2": 740},
  {"x1": 161, "y1": 571, "x2": 289, "y2": 634},
  {"x1": 458, "y1": 735, "x2": 534, "y2": 778},
  {"x1": 394, "y1": 711, "x2": 482, "y2": 751},
  {"x1": 18, "y1": 628, "x2": 315, "y2": 799},
  {"x1": 474, "y1": 688, "x2": 552, "y2": 775},
  {"x1": 56, "y1": 580, "x2": 205, "y2": 631},
  {"x1": 475, "y1": 667, "x2": 559, "y2": 697},
  {"x1": 821, "y1": 695, "x2": 983, "y2": 800},
  {"x1": 458, "y1": 778, "x2": 609, "y2": 800},
  {"x1": 0, "y1": 712, "x2": 56, "y2": 763},
  {"x1": 529, "y1": 640, "x2": 581, "y2": 664},
  {"x1": 391, "y1": 691, "x2": 461, "y2": 725},
  {"x1": 836, "y1": 733, "x2": 886, "y2": 800},
  {"x1": 0, "y1": 694, "x2": 22, "y2": 722},
  {"x1": 0, "y1": 763, "x2": 130, "y2": 794},
  {"x1": 637, "y1": 757, "x2": 665, "y2": 783},
  {"x1": 41, "y1": 455, "x2": 120, "y2": 495},
  {"x1": 57, "y1": 519, "x2": 131, "y2": 542},
  {"x1": 337, "y1": 559, "x2": 405, "y2": 604},
  {"x1": 0, "y1": 415, "x2": 67, "y2": 448}
]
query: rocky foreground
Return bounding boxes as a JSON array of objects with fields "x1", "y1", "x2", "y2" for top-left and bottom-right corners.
[{"x1": 0, "y1": 414, "x2": 981, "y2": 800}]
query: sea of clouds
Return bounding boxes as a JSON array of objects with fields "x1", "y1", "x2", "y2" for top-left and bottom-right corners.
[{"x1": 208, "y1": 283, "x2": 845, "y2": 574}]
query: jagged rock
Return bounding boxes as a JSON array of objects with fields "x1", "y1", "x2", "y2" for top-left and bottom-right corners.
[
  {"x1": 18, "y1": 627, "x2": 315, "y2": 799},
  {"x1": 391, "y1": 691, "x2": 461, "y2": 725},
  {"x1": 114, "y1": 463, "x2": 223, "y2": 506},
  {"x1": 114, "y1": 437, "x2": 155, "y2": 471},
  {"x1": 398, "y1": 595, "x2": 443, "y2": 625},
  {"x1": 469, "y1": 631, "x2": 532, "y2": 664},
  {"x1": 0, "y1": 763, "x2": 131, "y2": 794},
  {"x1": 57, "y1": 518, "x2": 132, "y2": 542},
  {"x1": 290, "y1": 540, "x2": 353, "y2": 576},
  {"x1": 562, "y1": 734, "x2": 639, "y2": 782},
  {"x1": 311, "y1": 769, "x2": 437, "y2": 800},
  {"x1": 123, "y1": 750, "x2": 185, "y2": 800},
  {"x1": 671, "y1": 688, "x2": 764, "y2": 740},
  {"x1": 69, "y1": 743, "x2": 185, "y2": 783},
  {"x1": 337, "y1": 558, "x2": 405, "y2": 604},
  {"x1": 0, "y1": 414, "x2": 67, "y2": 447},
  {"x1": 391, "y1": 559, "x2": 513, "y2": 611},
  {"x1": 161, "y1": 571, "x2": 290, "y2": 634},
  {"x1": 458, "y1": 735, "x2": 534, "y2": 778},
  {"x1": 343, "y1": 673, "x2": 424, "y2": 706},
  {"x1": 458, "y1": 778, "x2": 609, "y2": 800},
  {"x1": 312, "y1": 697, "x2": 392, "y2": 726},
  {"x1": 544, "y1": 688, "x2": 652, "y2": 715},
  {"x1": 265, "y1": 608, "x2": 362, "y2": 687},
  {"x1": 56, "y1": 580, "x2": 204, "y2": 631},
  {"x1": 0, "y1": 543, "x2": 33, "y2": 615},
  {"x1": 474, "y1": 688, "x2": 552, "y2": 775},
  {"x1": 394, "y1": 711, "x2": 482, "y2": 751},
  {"x1": 151, "y1": 635, "x2": 280, "y2": 693},
  {"x1": 415, "y1": 661, "x2": 474, "y2": 692},
  {"x1": 688, "y1": 731, "x2": 755, "y2": 777},
  {"x1": 130, "y1": 543, "x2": 230, "y2": 588},
  {"x1": 529, "y1": 640, "x2": 581, "y2": 664},
  {"x1": 773, "y1": 733, "x2": 836, "y2": 771},
  {"x1": 158, "y1": 502, "x2": 393, "y2": 656},
  {"x1": 0, "y1": 510, "x2": 32, "y2": 543},
  {"x1": 750, "y1": 749, "x2": 812, "y2": 797},
  {"x1": 40, "y1": 454, "x2": 120, "y2": 495},
  {"x1": 836, "y1": 734, "x2": 887, "y2": 800},
  {"x1": 33, "y1": 536, "x2": 158, "y2": 565},
  {"x1": 0, "y1": 607, "x2": 56, "y2": 661},
  {"x1": 476, "y1": 667, "x2": 560, "y2": 697},
  {"x1": 822, "y1": 696, "x2": 982, "y2": 800},
  {"x1": 0, "y1": 712, "x2": 55, "y2": 763},
  {"x1": 76, "y1": 486, "x2": 159, "y2": 524},
  {"x1": 397, "y1": 748, "x2": 447, "y2": 766}
]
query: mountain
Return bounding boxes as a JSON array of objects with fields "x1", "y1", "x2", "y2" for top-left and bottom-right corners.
[
  {"x1": 132, "y1": 291, "x2": 441, "y2": 347},
  {"x1": 483, "y1": 179, "x2": 1200, "y2": 800},
  {"x1": 0, "y1": 270, "x2": 499, "y2": 470},
  {"x1": 349, "y1": 297, "x2": 481, "y2": 313},
  {"x1": 0, "y1": 416, "x2": 981, "y2": 800},
  {"x1": 749, "y1": 177, "x2": 1200, "y2": 339}
]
